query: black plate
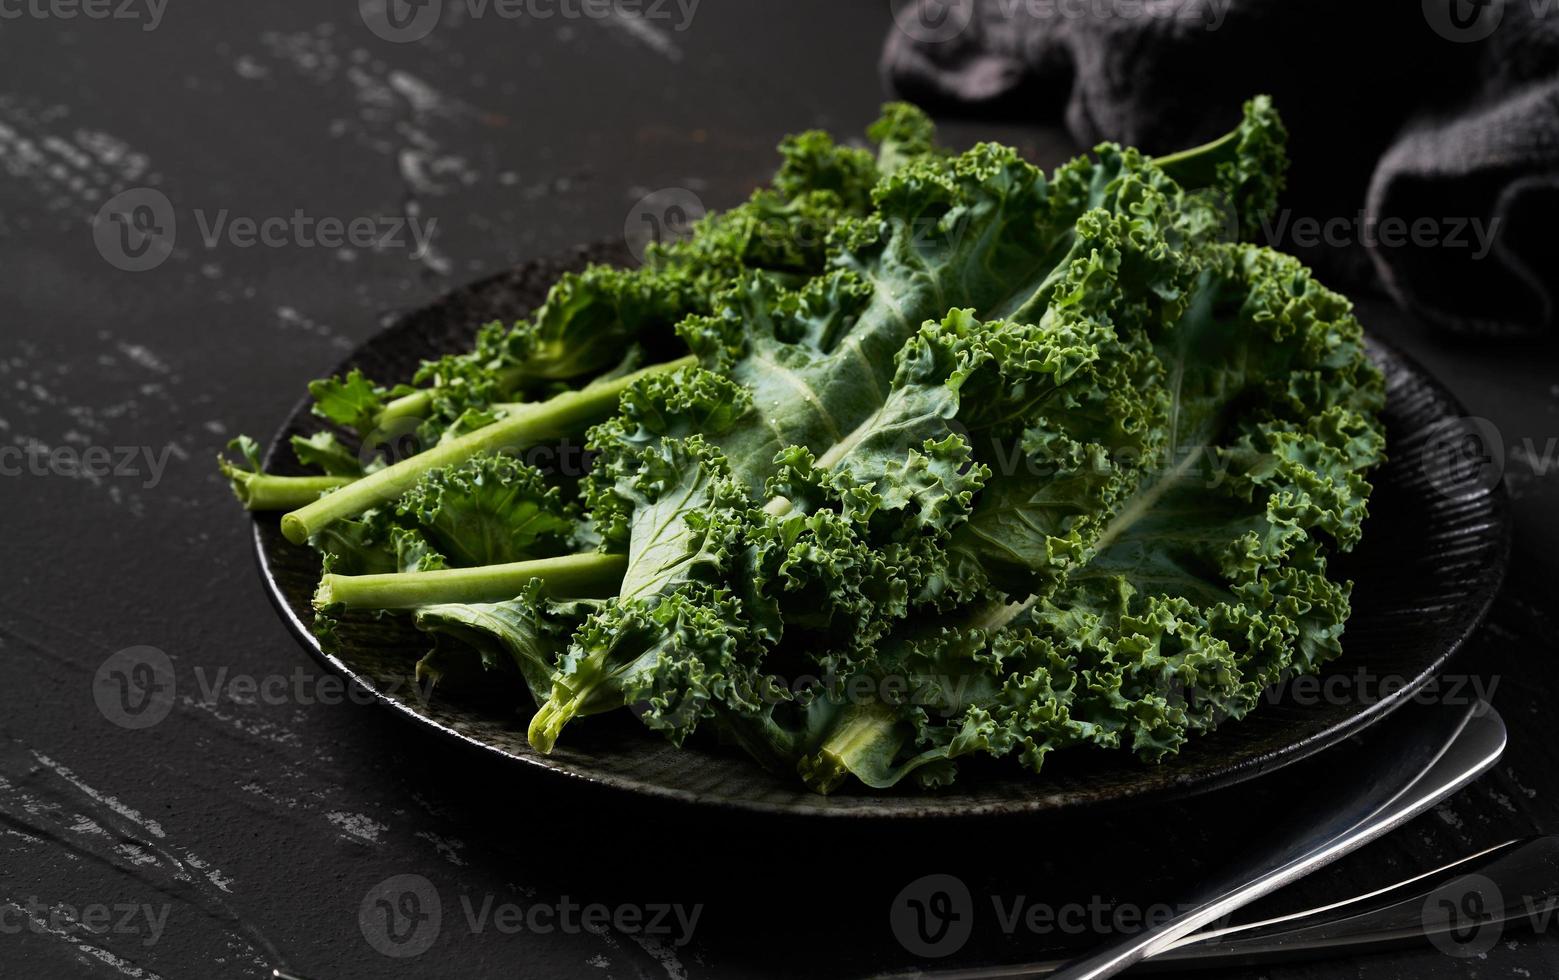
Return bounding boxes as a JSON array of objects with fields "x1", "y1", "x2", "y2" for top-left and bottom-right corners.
[{"x1": 253, "y1": 243, "x2": 1511, "y2": 818}]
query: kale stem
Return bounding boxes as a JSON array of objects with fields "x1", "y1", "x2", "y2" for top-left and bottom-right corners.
[
  {"x1": 527, "y1": 691, "x2": 587, "y2": 754},
  {"x1": 375, "y1": 367, "x2": 531, "y2": 428},
  {"x1": 800, "y1": 702, "x2": 906, "y2": 794},
  {"x1": 529, "y1": 648, "x2": 621, "y2": 753},
  {"x1": 967, "y1": 594, "x2": 1039, "y2": 634},
  {"x1": 221, "y1": 467, "x2": 355, "y2": 511},
  {"x1": 377, "y1": 389, "x2": 432, "y2": 425},
  {"x1": 314, "y1": 552, "x2": 627, "y2": 610},
  {"x1": 1152, "y1": 128, "x2": 1241, "y2": 190},
  {"x1": 762, "y1": 496, "x2": 794, "y2": 518},
  {"x1": 282, "y1": 355, "x2": 697, "y2": 545}
]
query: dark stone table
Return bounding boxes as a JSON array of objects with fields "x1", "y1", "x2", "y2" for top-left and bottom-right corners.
[{"x1": 1, "y1": 2, "x2": 1555, "y2": 977}]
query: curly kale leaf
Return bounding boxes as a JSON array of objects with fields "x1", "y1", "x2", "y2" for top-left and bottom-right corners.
[
  {"x1": 523, "y1": 431, "x2": 762, "y2": 749},
  {"x1": 309, "y1": 453, "x2": 574, "y2": 575},
  {"x1": 1154, "y1": 95, "x2": 1290, "y2": 241},
  {"x1": 290, "y1": 432, "x2": 364, "y2": 477},
  {"x1": 395, "y1": 453, "x2": 575, "y2": 567},
  {"x1": 383, "y1": 104, "x2": 942, "y2": 433},
  {"x1": 531, "y1": 110, "x2": 1292, "y2": 763},
  {"x1": 797, "y1": 243, "x2": 1385, "y2": 792},
  {"x1": 529, "y1": 585, "x2": 763, "y2": 752},
  {"x1": 682, "y1": 130, "x2": 1237, "y2": 501},
  {"x1": 412, "y1": 580, "x2": 599, "y2": 704},
  {"x1": 583, "y1": 372, "x2": 755, "y2": 581},
  {"x1": 306, "y1": 370, "x2": 396, "y2": 439}
]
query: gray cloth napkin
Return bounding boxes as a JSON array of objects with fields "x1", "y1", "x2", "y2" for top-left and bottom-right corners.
[{"x1": 883, "y1": 0, "x2": 1558, "y2": 337}]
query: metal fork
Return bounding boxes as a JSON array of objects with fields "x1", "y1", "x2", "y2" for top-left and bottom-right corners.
[
  {"x1": 900, "y1": 699, "x2": 1507, "y2": 980},
  {"x1": 884, "y1": 833, "x2": 1554, "y2": 979}
]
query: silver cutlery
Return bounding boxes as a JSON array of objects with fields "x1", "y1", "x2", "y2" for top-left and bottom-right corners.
[
  {"x1": 889, "y1": 831, "x2": 1553, "y2": 978},
  {"x1": 906, "y1": 699, "x2": 1508, "y2": 980}
]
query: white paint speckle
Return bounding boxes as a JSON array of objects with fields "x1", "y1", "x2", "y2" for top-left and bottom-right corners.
[
  {"x1": 33, "y1": 753, "x2": 166, "y2": 839},
  {"x1": 116, "y1": 343, "x2": 170, "y2": 374},
  {"x1": 1, "y1": 901, "x2": 168, "y2": 979},
  {"x1": 415, "y1": 830, "x2": 468, "y2": 867},
  {"x1": 0, "y1": 96, "x2": 156, "y2": 217},
  {"x1": 1434, "y1": 803, "x2": 1465, "y2": 831},
  {"x1": 600, "y1": 8, "x2": 683, "y2": 62},
  {"x1": 326, "y1": 810, "x2": 388, "y2": 845},
  {"x1": 630, "y1": 935, "x2": 690, "y2": 980},
  {"x1": 233, "y1": 55, "x2": 270, "y2": 80}
]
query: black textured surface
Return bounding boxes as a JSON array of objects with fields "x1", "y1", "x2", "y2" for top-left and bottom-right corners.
[
  {"x1": 255, "y1": 247, "x2": 1509, "y2": 819},
  {"x1": 3, "y1": 3, "x2": 1559, "y2": 978}
]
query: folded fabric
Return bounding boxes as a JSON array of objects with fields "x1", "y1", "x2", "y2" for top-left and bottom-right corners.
[{"x1": 883, "y1": 0, "x2": 1557, "y2": 337}]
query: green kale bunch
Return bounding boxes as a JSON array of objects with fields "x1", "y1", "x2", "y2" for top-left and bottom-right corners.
[{"x1": 222, "y1": 98, "x2": 1388, "y2": 793}]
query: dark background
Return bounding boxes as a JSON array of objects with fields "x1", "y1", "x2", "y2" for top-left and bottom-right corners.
[{"x1": 2, "y1": 2, "x2": 1557, "y2": 978}]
